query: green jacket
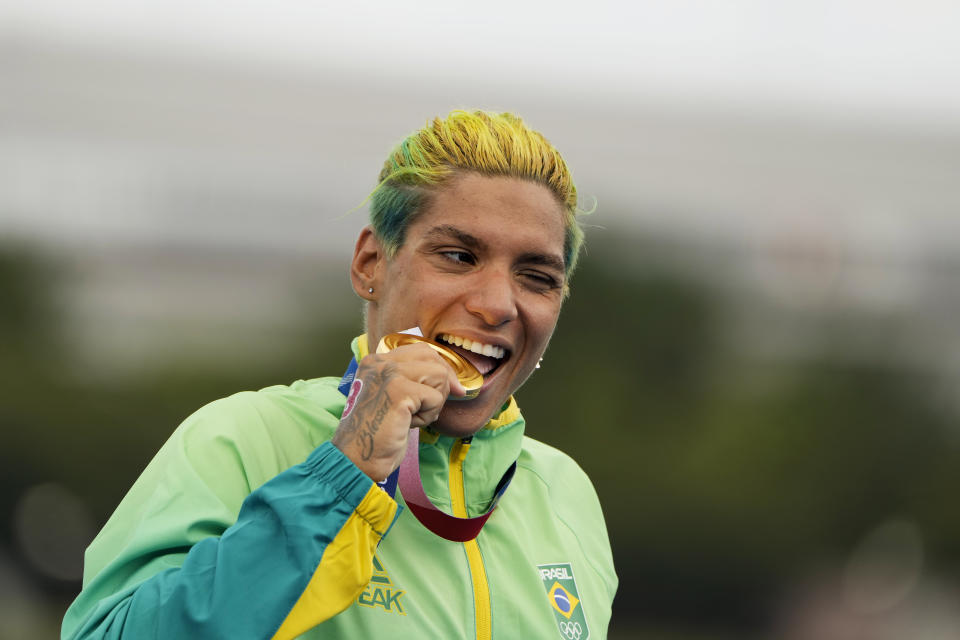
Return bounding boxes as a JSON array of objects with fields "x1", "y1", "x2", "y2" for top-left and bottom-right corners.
[{"x1": 63, "y1": 337, "x2": 617, "y2": 639}]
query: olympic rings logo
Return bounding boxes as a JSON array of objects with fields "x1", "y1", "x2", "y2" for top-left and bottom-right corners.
[{"x1": 559, "y1": 621, "x2": 583, "y2": 640}]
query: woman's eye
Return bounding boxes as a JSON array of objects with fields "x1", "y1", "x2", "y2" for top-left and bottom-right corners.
[
  {"x1": 522, "y1": 271, "x2": 560, "y2": 290},
  {"x1": 441, "y1": 250, "x2": 474, "y2": 265}
]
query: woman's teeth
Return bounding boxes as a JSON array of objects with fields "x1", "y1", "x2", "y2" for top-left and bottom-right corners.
[{"x1": 439, "y1": 333, "x2": 506, "y2": 359}]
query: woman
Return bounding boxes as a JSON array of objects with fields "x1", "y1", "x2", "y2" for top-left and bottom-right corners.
[{"x1": 63, "y1": 111, "x2": 617, "y2": 639}]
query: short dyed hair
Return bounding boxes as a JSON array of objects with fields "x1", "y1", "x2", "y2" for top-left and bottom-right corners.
[{"x1": 369, "y1": 110, "x2": 586, "y2": 282}]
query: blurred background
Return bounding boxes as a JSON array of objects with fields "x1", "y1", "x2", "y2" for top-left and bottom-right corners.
[{"x1": 2, "y1": 1, "x2": 960, "y2": 638}]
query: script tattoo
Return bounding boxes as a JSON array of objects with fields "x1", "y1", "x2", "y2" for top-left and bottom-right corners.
[{"x1": 333, "y1": 362, "x2": 396, "y2": 461}]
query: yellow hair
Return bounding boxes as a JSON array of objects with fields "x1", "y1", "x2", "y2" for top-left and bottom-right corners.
[{"x1": 370, "y1": 110, "x2": 586, "y2": 280}]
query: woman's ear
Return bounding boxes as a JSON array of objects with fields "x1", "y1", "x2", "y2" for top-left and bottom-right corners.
[{"x1": 350, "y1": 226, "x2": 383, "y2": 300}]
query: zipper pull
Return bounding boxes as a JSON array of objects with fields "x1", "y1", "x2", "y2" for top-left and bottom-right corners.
[{"x1": 455, "y1": 437, "x2": 473, "y2": 463}]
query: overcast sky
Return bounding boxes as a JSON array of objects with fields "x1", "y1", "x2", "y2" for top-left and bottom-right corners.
[{"x1": 3, "y1": 0, "x2": 960, "y2": 125}]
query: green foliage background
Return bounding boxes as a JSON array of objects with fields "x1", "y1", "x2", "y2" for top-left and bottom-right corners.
[{"x1": 2, "y1": 236, "x2": 958, "y2": 639}]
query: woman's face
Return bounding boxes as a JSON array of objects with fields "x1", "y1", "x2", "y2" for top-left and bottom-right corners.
[{"x1": 356, "y1": 173, "x2": 568, "y2": 437}]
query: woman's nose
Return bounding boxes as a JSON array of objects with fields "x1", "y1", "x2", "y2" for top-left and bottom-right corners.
[{"x1": 464, "y1": 270, "x2": 519, "y2": 327}]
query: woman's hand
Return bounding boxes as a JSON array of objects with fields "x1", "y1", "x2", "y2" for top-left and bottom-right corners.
[{"x1": 331, "y1": 343, "x2": 466, "y2": 482}]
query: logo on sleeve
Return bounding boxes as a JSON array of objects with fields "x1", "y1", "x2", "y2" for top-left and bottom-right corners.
[
  {"x1": 538, "y1": 563, "x2": 589, "y2": 640},
  {"x1": 357, "y1": 554, "x2": 406, "y2": 615}
]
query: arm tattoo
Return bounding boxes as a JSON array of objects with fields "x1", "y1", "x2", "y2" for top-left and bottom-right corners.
[{"x1": 334, "y1": 363, "x2": 397, "y2": 461}]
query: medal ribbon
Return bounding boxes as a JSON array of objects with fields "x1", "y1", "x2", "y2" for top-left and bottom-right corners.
[{"x1": 338, "y1": 358, "x2": 515, "y2": 542}]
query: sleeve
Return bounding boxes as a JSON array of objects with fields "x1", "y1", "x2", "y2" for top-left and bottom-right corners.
[{"x1": 61, "y1": 397, "x2": 400, "y2": 640}]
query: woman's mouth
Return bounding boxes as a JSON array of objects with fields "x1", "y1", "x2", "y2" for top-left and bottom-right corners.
[{"x1": 436, "y1": 333, "x2": 509, "y2": 377}]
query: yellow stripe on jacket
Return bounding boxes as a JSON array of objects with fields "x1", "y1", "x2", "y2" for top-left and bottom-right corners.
[{"x1": 271, "y1": 483, "x2": 398, "y2": 640}]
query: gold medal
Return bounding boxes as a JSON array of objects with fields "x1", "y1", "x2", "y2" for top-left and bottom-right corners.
[{"x1": 376, "y1": 332, "x2": 483, "y2": 400}]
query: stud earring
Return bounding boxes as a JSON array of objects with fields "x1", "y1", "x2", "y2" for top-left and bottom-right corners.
[
  {"x1": 536, "y1": 358, "x2": 543, "y2": 370},
  {"x1": 368, "y1": 287, "x2": 374, "y2": 294}
]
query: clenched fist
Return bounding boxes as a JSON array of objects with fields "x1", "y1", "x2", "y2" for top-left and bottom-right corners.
[{"x1": 331, "y1": 343, "x2": 466, "y2": 482}]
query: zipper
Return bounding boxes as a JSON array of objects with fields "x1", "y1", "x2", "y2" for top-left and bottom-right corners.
[{"x1": 450, "y1": 439, "x2": 492, "y2": 640}]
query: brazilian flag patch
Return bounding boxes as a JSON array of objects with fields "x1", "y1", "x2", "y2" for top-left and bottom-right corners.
[{"x1": 537, "y1": 563, "x2": 589, "y2": 640}]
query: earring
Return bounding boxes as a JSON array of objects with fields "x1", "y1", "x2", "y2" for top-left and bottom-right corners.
[
  {"x1": 368, "y1": 287, "x2": 374, "y2": 294},
  {"x1": 536, "y1": 358, "x2": 543, "y2": 370}
]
